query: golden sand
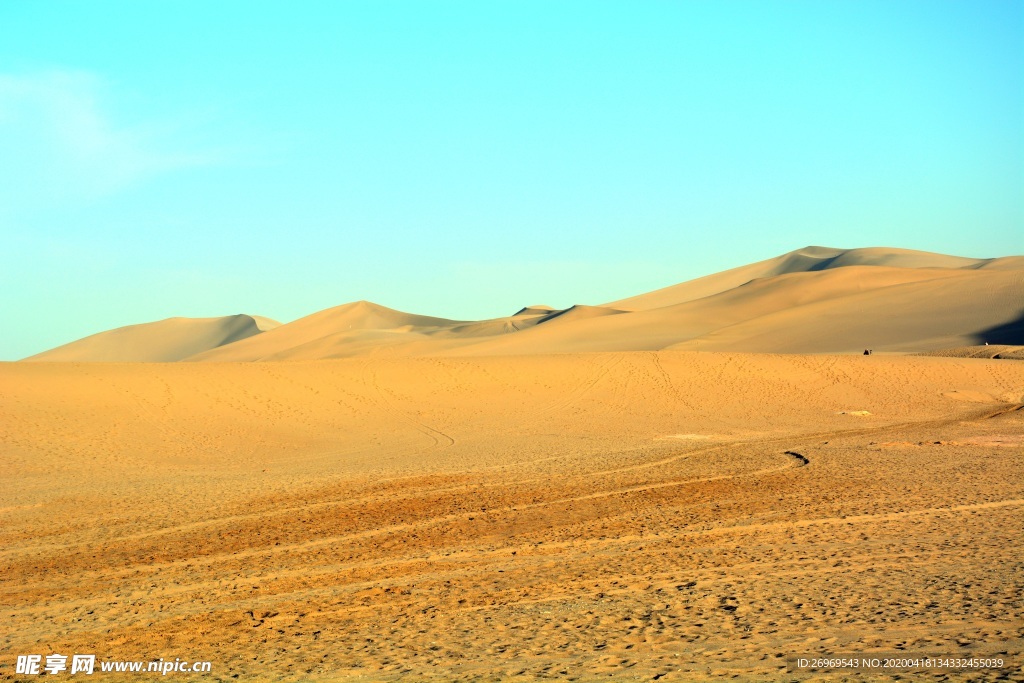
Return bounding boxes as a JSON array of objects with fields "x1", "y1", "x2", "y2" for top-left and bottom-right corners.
[{"x1": 2, "y1": 353, "x2": 1022, "y2": 681}]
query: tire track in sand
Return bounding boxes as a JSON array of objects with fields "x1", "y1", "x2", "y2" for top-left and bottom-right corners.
[
  {"x1": 363, "y1": 363, "x2": 456, "y2": 448},
  {"x1": 6, "y1": 401, "x2": 1014, "y2": 564}
]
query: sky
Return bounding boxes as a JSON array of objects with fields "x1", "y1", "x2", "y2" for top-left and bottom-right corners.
[{"x1": 1, "y1": 0, "x2": 1021, "y2": 360}]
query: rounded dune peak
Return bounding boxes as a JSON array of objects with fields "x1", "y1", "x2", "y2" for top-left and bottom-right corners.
[
  {"x1": 342, "y1": 299, "x2": 386, "y2": 310},
  {"x1": 309, "y1": 300, "x2": 461, "y2": 330},
  {"x1": 792, "y1": 245, "x2": 847, "y2": 257}
]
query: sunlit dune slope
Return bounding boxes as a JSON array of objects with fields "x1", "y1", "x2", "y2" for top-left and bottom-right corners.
[
  {"x1": 604, "y1": 245, "x2": 993, "y2": 311},
  {"x1": 668, "y1": 268, "x2": 1023, "y2": 353},
  {"x1": 22, "y1": 314, "x2": 279, "y2": 362}
]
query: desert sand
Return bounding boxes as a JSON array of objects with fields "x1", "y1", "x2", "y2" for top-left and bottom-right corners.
[
  {"x1": 4, "y1": 246, "x2": 1023, "y2": 681},
  {"x1": 2, "y1": 353, "x2": 1022, "y2": 681}
]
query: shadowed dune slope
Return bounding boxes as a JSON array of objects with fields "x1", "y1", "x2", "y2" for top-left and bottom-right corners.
[{"x1": 22, "y1": 314, "x2": 280, "y2": 362}]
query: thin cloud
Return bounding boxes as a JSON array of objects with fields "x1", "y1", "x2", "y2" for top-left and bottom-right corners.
[{"x1": 0, "y1": 70, "x2": 223, "y2": 207}]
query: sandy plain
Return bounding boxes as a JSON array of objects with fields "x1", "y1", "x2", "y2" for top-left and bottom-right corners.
[{"x1": 2, "y1": 352, "x2": 1022, "y2": 681}]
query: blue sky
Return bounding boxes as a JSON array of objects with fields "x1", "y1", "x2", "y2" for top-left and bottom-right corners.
[{"x1": 1, "y1": 0, "x2": 1021, "y2": 359}]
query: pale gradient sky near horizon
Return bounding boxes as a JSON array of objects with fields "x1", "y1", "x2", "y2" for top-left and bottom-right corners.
[{"x1": 1, "y1": 1, "x2": 1021, "y2": 359}]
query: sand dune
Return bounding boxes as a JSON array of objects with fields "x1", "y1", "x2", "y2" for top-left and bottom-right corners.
[
  {"x1": 667, "y1": 268, "x2": 1024, "y2": 354},
  {"x1": 2, "y1": 353, "x2": 1021, "y2": 680},
  {"x1": 22, "y1": 314, "x2": 279, "y2": 362},
  {"x1": 603, "y1": 245, "x2": 994, "y2": 312},
  {"x1": 23, "y1": 246, "x2": 1024, "y2": 362},
  {"x1": 444, "y1": 265, "x2": 1010, "y2": 356}
]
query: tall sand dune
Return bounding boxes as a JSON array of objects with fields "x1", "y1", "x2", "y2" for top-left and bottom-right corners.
[
  {"x1": 670, "y1": 268, "x2": 1023, "y2": 353},
  {"x1": 605, "y1": 246, "x2": 998, "y2": 312}
]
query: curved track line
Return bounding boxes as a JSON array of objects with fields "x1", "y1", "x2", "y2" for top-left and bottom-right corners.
[
  {"x1": 528, "y1": 353, "x2": 625, "y2": 421},
  {"x1": 6, "y1": 403, "x2": 1016, "y2": 562},
  {"x1": 651, "y1": 352, "x2": 696, "y2": 411},
  {"x1": 54, "y1": 498, "x2": 1022, "y2": 615},
  {"x1": 32, "y1": 451, "x2": 804, "y2": 568},
  {"x1": 364, "y1": 365, "x2": 456, "y2": 448}
]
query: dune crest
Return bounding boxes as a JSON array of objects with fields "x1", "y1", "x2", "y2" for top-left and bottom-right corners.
[{"x1": 23, "y1": 314, "x2": 280, "y2": 362}]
